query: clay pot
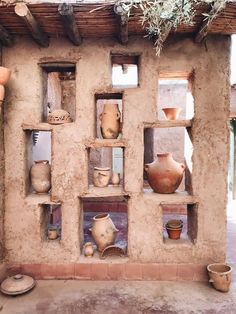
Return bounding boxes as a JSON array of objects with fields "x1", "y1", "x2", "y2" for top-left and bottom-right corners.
[
  {"x1": 84, "y1": 242, "x2": 94, "y2": 257},
  {"x1": 0, "y1": 66, "x2": 11, "y2": 85},
  {"x1": 166, "y1": 219, "x2": 183, "y2": 229},
  {"x1": 93, "y1": 167, "x2": 111, "y2": 187},
  {"x1": 144, "y1": 153, "x2": 185, "y2": 194},
  {"x1": 30, "y1": 160, "x2": 51, "y2": 194},
  {"x1": 166, "y1": 225, "x2": 183, "y2": 240},
  {"x1": 111, "y1": 172, "x2": 120, "y2": 186},
  {"x1": 90, "y1": 213, "x2": 119, "y2": 252},
  {"x1": 207, "y1": 263, "x2": 232, "y2": 292},
  {"x1": 99, "y1": 103, "x2": 121, "y2": 139},
  {"x1": 162, "y1": 107, "x2": 182, "y2": 120},
  {"x1": 47, "y1": 226, "x2": 58, "y2": 240},
  {"x1": 47, "y1": 109, "x2": 72, "y2": 124},
  {"x1": 0, "y1": 85, "x2": 5, "y2": 102}
]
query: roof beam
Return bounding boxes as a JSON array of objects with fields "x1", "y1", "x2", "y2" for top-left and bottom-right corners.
[
  {"x1": 58, "y1": 3, "x2": 82, "y2": 46},
  {"x1": 14, "y1": 3, "x2": 49, "y2": 47},
  {"x1": 195, "y1": 5, "x2": 224, "y2": 43},
  {"x1": 114, "y1": 3, "x2": 129, "y2": 45},
  {"x1": 0, "y1": 25, "x2": 14, "y2": 47}
]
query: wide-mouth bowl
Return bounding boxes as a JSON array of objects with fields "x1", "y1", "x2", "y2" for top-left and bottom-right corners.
[
  {"x1": 34, "y1": 160, "x2": 49, "y2": 164},
  {"x1": 207, "y1": 263, "x2": 232, "y2": 274},
  {"x1": 93, "y1": 213, "x2": 109, "y2": 221},
  {"x1": 162, "y1": 107, "x2": 182, "y2": 111},
  {"x1": 166, "y1": 219, "x2": 183, "y2": 229}
]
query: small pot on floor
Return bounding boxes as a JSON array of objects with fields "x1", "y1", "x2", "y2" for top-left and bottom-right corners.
[{"x1": 207, "y1": 263, "x2": 232, "y2": 292}]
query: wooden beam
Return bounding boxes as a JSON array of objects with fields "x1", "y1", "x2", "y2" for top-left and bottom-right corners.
[
  {"x1": 58, "y1": 3, "x2": 82, "y2": 46},
  {"x1": 195, "y1": 5, "x2": 225, "y2": 43},
  {"x1": 14, "y1": 3, "x2": 49, "y2": 47},
  {"x1": 0, "y1": 25, "x2": 14, "y2": 47}
]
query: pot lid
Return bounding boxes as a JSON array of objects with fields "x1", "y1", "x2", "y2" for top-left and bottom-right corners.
[{"x1": 1, "y1": 274, "x2": 36, "y2": 296}]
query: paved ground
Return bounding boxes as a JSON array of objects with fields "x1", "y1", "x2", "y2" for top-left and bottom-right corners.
[{"x1": 0, "y1": 280, "x2": 236, "y2": 314}]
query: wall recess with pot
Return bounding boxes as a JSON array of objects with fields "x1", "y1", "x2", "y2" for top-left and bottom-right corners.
[
  {"x1": 40, "y1": 203, "x2": 62, "y2": 242},
  {"x1": 41, "y1": 62, "x2": 76, "y2": 124},
  {"x1": 80, "y1": 196, "x2": 128, "y2": 260},
  {"x1": 111, "y1": 54, "x2": 139, "y2": 88},
  {"x1": 24, "y1": 129, "x2": 52, "y2": 196}
]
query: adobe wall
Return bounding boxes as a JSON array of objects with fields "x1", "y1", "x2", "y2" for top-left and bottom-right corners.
[{"x1": 2, "y1": 35, "x2": 230, "y2": 266}]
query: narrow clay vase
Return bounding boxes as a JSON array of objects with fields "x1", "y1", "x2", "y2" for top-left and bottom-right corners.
[
  {"x1": 144, "y1": 153, "x2": 185, "y2": 193},
  {"x1": 93, "y1": 167, "x2": 111, "y2": 187},
  {"x1": 111, "y1": 172, "x2": 120, "y2": 186},
  {"x1": 207, "y1": 263, "x2": 232, "y2": 293},
  {"x1": 0, "y1": 66, "x2": 11, "y2": 85},
  {"x1": 90, "y1": 213, "x2": 119, "y2": 252},
  {"x1": 0, "y1": 85, "x2": 5, "y2": 102},
  {"x1": 162, "y1": 107, "x2": 182, "y2": 120},
  {"x1": 99, "y1": 103, "x2": 121, "y2": 139},
  {"x1": 30, "y1": 160, "x2": 51, "y2": 194}
]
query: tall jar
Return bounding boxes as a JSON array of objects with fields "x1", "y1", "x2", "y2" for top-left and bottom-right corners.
[
  {"x1": 90, "y1": 213, "x2": 119, "y2": 252},
  {"x1": 30, "y1": 160, "x2": 51, "y2": 194},
  {"x1": 99, "y1": 103, "x2": 121, "y2": 139},
  {"x1": 144, "y1": 153, "x2": 185, "y2": 194}
]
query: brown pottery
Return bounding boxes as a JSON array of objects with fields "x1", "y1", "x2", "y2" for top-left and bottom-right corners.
[
  {"x1": 166, "y1": 225, "x2": 183, "y2": 240},
  {"x1": 93, "y1": 167, "x2": 111, "y2": 187},
  {"x1": 90, "y1": 213, "x2": 119, "y2": 252},
  {"x1": 0, "y1": 85, "x2": 5, "y2": 102},
  {"x1": 207, "y1": 263, "x2": 232, "y2": 292},
  {"x1": 144, "y1": 153, "x2": 185, "y2": 193},
  {"x1": 162, "y1": 107, "x2": 182, "y2": 120},
  {"x1": 0, "y1": 66, "x2": 11, "y2": 85},
  {"x1": 30, "y1": 160, "x2": 51, "y2": 194},
  {"x1": 99, "y1": 103, "x2": 121, "y2": 139}
]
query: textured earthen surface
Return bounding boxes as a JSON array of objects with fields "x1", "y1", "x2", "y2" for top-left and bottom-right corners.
[{"x1": 2, "y1": 35, "x2": 230, "y2": 269}]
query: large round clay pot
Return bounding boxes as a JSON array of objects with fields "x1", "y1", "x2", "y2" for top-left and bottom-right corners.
[
  {"x1": 0, "y1": 85, "x2": 5, "y2": 102},
  {"x1": 162, "y1": 107, "x2": 182, "y2": 120},
  {"x1": 93, "y1": 167, "x2": 111, "y2": 187},
  {"x1": 90, "y1": 213, "x2": 119, "y2": 252},
  {"x1": 30, "y1": 160, "x2": 51, "y2": 194},
  {"x1": 99, "y1": 103, "x2": 121, "y2": 139},
  {"x1": 207, "y1": 263, "x2": 232, "y2": 292},
  {"x1": 0, "y1": 66, "x2": 11, "y2": 85},
  {"x1": 144, "y1": 153, "x2": 185, "y2": 194}
]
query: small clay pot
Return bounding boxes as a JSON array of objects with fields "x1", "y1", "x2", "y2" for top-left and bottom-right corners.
[
  {"x1": 207, "y1": 263, "x2": 232, "y2": 292},
  {"x1": 93, "y1": 167, "x2": 111, "y2": 188},
  {"x1": 111, "y1": 172, "x2": 120, "y2": 186},
  {"x1": 47, "y1": 227, "x2": 58, "y2": 240},
  {"x1": 166, "y1": 225, "x2": 183, "y2": 240},
  {"x1": 84, "y1": 242, "x2": 94, "y2": 257},
  {"x1": 166, "y1": 219, "x2": 183, "y2": 229},
  {"x1": 47, "y1": 109, "x2": 72, "y2": 124},
  {"x1": 30, "y1": 160, "x2": 51, "y2": 194},
  {"x1": 0, "y1": 66, "x2": 11, "y2": 85},
  {"x1": 99, "y1": 103, "x2": 121, "y2": 139},
  {"x1": 0, "y1": 85, "x2": 5, "y2": 102},
  {"x1": 162, "y1": 107, "x2": 182, "y2": 120}
]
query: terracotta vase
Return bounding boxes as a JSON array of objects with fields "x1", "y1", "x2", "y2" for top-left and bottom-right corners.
[
  {"x1": 162, "y1": 107, "x2": 182, "y2": 120},
  {"x1": 166, "y1": 225, "x2": 183, "y2": 240},
  {"x1": 0, "y1": 85, "x2": 5, "y2": 102},
  {"x1": 0, "y1": 66, "x2": 11, "y2": 85},
  {"x1": 207, "y1": 263, "x2": 232, "y2": 292},
  {"x1": 93, "y1": 167, "x2": 111, "y2": 187},
  {"x1": 99, "y1": 103, "x2": 121, "y2": 139},
  {"x1": 90, "y1": 213, "x2": 119, "y2": 252},
  {"x1": 144, "y1": 153, "x2": 185, "y2": 193},
  {"x1": 30, "y1": 160, "x2": 51, "y2": 194}
]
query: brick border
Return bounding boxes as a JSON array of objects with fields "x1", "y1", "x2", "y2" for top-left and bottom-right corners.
[{"x1": 6, "y1": 263, "x2": 209, "y2": 281}]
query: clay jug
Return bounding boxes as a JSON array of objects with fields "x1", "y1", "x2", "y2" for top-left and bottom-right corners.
[
  {"x1": 0, "y1": 66, "x2": 11, "y2": 85},
  {"x1": 30, "y1": 160, "x2": 51, "y2": 194},
  {"x1": 93, "y1": 167, "x2": 111, "y2": 187},
  {"x1": 90, "y1": 213, "x2": 119, "y2": 252},
  {"x1": 99, "y1": 103, "x2": 121, "y2": 139},
  {"x1": 144, "y1": 153, "x2": 185, "y2": 194}
]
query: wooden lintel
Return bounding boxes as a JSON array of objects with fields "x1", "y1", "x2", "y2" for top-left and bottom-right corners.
[
  {"x1": 14, "y1": 3, "x2": 49, "y2": 47},
  {"x1": 0, "y1": 25, "x2": 14, "y2": 47},
  {"x1": 58, "y1": 3, "x2": 82, "y2": 46},
  {"x1": 195, "y1": 5, "x2": 224, "y2": 43}
]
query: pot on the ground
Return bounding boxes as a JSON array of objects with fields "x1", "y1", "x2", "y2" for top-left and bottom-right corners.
[{"x1": 207, "y1": 263, "x2": 232, "y2": 292}]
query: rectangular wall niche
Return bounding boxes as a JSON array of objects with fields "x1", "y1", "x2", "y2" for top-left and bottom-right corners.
[
  {"x1": 40, "y1": 204, "x2": 62, "y2": 242},
  {"x1": 111, "y1": 54, "x2": 139, "y2": 88},
  {"x1": 81, "y1": 196, "x2": 128, "y2": 258},
  {"x1": 88, "y1": 147, "x2": 124, "y2": 188},
  {"x1": 41, "y1": 62, "x2": 76, "y2": 123},
  {"x1": 95, "y1": 93, "x2": 123, "y2": 139},
  {"x1": 144, "y1": 127, "x2": 193, "y2": 193},
  {"x1": 161, "y1": 203, "x2": 198, "y2": 244},
  {"x1": 158, "y1": 72, "x2": 194, "y2": 120},
  {"x1": 26, "y1": 130, "x2": 51, "y2": 195}
]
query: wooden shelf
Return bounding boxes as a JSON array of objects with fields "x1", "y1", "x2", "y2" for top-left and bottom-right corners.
[
  {"x1": 22, "y1": 123, "x2": 53, "y2": 131},
  {"x1": 82, "y1": 185, "x2": 129, "y2": 198},
  {"x1": 143, "y1": 120, "x2": 192, "y2": 128},
  {"x1": 143, "y1": 189, "x2": 198, "y2": 204},
  {"x1": 84, "y1": 138, "x2": 127, "y2": 148}
]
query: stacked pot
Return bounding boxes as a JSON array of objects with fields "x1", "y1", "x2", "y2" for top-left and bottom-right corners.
[{"x1": 0, "y1": 66, "x2": 11, "y2": 103}]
